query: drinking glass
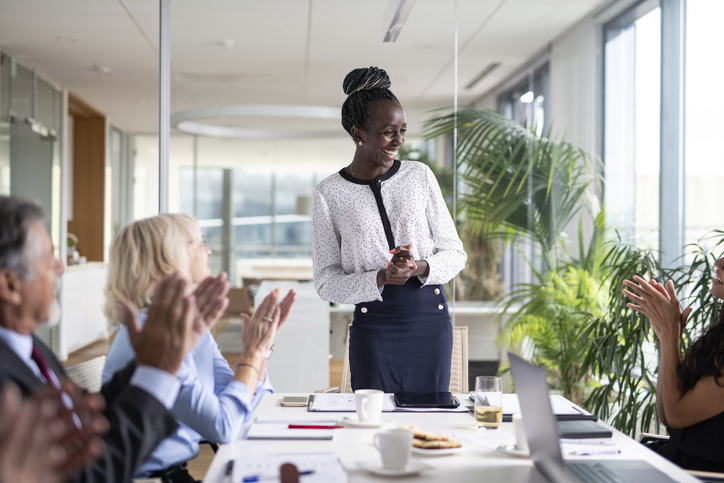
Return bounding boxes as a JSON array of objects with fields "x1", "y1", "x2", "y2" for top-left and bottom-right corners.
[{"x1": 474, "y1": 376, "x2": 503, "y2": 429}]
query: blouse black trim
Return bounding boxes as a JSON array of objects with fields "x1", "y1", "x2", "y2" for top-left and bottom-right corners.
[{"x1": 338, "y1": 160, "x2": 400, "y2": 249}]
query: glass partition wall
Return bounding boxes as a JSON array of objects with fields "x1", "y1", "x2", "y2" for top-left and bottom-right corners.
[{"x1": 0, "y1": 50, "x2": 63, "y2": 346}]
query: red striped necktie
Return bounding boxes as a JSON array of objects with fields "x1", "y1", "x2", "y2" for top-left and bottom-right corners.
[{"x1": 31, "y1": 343, "x2": 59, "y2": 388}]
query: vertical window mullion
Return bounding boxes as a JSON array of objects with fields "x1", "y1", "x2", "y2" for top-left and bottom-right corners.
[{"x1": 659, "y1": 0, "x2": 686, "y2": 269}]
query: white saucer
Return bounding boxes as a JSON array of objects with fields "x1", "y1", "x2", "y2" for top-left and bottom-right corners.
[
  {"x1": 496, "y1": 444, "x2": 529, "y2": 457},
  {"x1": 340, "y1": 416, "x2": 395, "y2": 428},
  {"x1": 412, "y1": 444, "x2": 466, "y2": 456},
  {"x1": 357, "y1": 459, "x2": 433, "y2": 476}
]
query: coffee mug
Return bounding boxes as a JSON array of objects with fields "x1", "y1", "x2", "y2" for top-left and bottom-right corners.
[
  {"x1": 513, "y1": 413, "x2": 529, "y2": 453},
  {"x1": 354, "y1": 389, "x2": 383, "y2": 423},
  {"x1": 373, "y1": 428, "x2": 413, "y2": 470}
]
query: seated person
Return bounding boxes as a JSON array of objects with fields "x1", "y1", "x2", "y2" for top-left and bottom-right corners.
[
  {"x1": 0, "y1": 380, "x2": 107, "y2": 483},
  {"x1": 0, "y1": 195, "x2": 200, "y2": 483},
  {"x1": 102, "y1": 214, "x2": 295, "y2": 482},
  {"x1": 623, "y1": 255, "x2": 724, "y2": 472}
]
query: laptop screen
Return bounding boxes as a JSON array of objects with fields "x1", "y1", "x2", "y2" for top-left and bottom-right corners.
[{"x1": 508, "y1": 352, "x2": 574, "y2": 482}]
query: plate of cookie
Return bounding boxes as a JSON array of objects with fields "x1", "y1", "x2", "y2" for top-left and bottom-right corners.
[{"x1": 401, "y1": 425, "x2": 465, "y2": 456}]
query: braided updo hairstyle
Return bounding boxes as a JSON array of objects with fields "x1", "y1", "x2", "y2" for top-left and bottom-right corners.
[
  {"x1": 341, "y1": 66, "x2": 399, "y2": 137},
  {"x1": 677, "y1": 310, "x2": 724, "y2": 393}
]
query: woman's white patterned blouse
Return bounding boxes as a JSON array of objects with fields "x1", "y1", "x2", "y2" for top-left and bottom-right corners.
[{"x1": 312, "y1": 160, "x2": 467, "y2": 305}]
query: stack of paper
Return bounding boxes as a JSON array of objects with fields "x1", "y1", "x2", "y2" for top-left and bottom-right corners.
[{"x1": 247, "y1": 416, "x2": 339, "y2": 440}]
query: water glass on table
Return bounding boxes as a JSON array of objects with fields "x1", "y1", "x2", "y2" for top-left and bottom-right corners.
[{"x1": 475, "y1": 376, "x2": 502, "y2": 429}]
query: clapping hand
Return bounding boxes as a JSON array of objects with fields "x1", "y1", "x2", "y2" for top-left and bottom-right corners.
[
  {"x1": 0, "y1": 382, "x2": 108, "y2": 483},
  {"x1": 190, "y1": 272, "x2": 231, "y2": 348},
  {"x1": 622, "y1": 276, "x2": 692, "y2": 342},
  {"x1": 123, "y1": 273, "x2": 198, "y2": 376}
]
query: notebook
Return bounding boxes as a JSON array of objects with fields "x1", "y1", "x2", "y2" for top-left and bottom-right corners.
[{"x1": 246, "y1": 416, "x2": 338, "y2": 440}]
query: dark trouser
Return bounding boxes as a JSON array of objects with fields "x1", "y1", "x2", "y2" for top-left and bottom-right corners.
[
  {"x1": 149, "y1": 463, "x2": 199, "y2": 483},
  {"x1": 349, "y1": 278, "x2": 453, "y2": 393}
]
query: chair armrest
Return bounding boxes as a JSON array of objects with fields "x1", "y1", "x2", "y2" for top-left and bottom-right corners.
[{"x1": 315, "y1": 387, "x2": 340, "y2": 393}]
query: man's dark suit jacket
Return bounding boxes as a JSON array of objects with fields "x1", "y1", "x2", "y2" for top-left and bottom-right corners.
[{"x1": 0, "y1": 335, "x2": 179, "y2": 483}]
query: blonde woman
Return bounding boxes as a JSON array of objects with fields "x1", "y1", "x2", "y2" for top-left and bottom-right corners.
[{"x1": 101, "y1": 214, "x2": 296, "y2": 483}]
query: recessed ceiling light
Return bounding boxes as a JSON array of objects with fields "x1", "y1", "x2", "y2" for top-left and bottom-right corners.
[
  {"x1": 92, "y1": 63, "x2": 113, "y2": 76},
  {"x1": 219, "y1": 39, "x2": 235, "y2": 50}
]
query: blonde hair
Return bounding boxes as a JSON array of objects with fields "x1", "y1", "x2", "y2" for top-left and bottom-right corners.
[{"x1": 104, "y1": 213, "x2": 201, "y2": 324}]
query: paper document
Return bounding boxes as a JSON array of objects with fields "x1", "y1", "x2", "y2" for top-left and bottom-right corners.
[
  {"x1": 308, "y1": 393, "x2": 396, "y2": 412},
  {"x1": 247, "y1": 416, "x2": 339, "y2": 440},
  {"x1": 230, "y1": 452, "x2": 347, "y2": 483}
]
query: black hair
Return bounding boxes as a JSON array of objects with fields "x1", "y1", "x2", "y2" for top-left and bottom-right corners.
[
  {"x1": 341, "y1": 66, "x2": 399, "y2": 137},
  {"x1": 677, "y1": 309, "x2": 724, "y2": 393},
  {"x1": 0, "y1": 196, "x2": 44, "y2": 280}
]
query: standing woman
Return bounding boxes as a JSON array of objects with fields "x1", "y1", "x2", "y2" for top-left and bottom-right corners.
[{"x1": 312, "y1": 66, "x2": 467, "y2": 393}]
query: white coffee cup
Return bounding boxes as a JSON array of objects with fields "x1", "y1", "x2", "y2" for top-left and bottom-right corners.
[
  {"x1": 373, "y1": 428, "x2": 413, "y2": 470},
  {"x1": 355, "y1": 389, "x2": 383, "y2": 423},
  {"x1": 513, "y1": 413, "x2": 529, "y2": 453}
]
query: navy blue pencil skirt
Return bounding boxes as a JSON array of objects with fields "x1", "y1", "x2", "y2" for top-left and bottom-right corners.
[{"x1": 349, "y1": 278, "x2": 453, "y2": 393}]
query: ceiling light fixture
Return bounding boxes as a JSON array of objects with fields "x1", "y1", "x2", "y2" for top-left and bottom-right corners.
[
  {"x1": 464, "y1": 62, "x2": 501, "y2": 90},
  {"x1": 520, "y1": 91, "x2": 534, "y2": 103},
  {"x1": 382, "y1": 0, "x2": 417, "y2": 42},
  {"x1": 219, "y1": 39, "x2": 235, "y2": 50},
  {"x1": 92, "y1": 63, "x2": 112, "y2": 76},
  {"x1": 171, "y1": 105, "x2": 346, "y2": 139}
]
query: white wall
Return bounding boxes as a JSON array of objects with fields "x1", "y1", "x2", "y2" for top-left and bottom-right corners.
[{"x1": 549, "y1": 15, "x2": 602, "y2": 158}]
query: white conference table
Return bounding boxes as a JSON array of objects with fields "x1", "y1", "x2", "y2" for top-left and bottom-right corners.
[{"x1": 202, "y1": 393, "x2": 700, "y2": 483}]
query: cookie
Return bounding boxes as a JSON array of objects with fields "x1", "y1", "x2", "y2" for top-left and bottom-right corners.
[
  {"x1": 400, "y1": 425, "x2": 450, "y2": 441},
  {"x1": 415, "y1": 439, "x2": 462, "y2": 449}
]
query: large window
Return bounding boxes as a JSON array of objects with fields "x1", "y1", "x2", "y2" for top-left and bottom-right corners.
[
  {"x1": 497, "y1": 64, "x2": 550, "y2": 291},
  {"x1": 604, "y1": 3, "x2": 661, "y2": 252},
  {"x1": 685, "y1": 0, "x2": 724, "y2": 249},
  {"x1": 177, "y1": 166, "x2": 319, "y2": 283}
]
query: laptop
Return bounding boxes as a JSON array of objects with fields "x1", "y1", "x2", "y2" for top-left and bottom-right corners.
[{"x1": 508, "y1": 352, "x2": 680, "y2": 483}]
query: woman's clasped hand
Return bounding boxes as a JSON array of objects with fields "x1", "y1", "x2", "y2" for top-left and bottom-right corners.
[
  {"x1": 381, "y1": 244, "x2": 429, "y2": 286},
  {"x1": 622, "y1": 276, "x2": 693, "y2": 341}
]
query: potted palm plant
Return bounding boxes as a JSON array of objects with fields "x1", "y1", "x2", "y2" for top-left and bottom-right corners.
[{"x1": 424, "y1": 106, "x2": 724, "y2": 437}]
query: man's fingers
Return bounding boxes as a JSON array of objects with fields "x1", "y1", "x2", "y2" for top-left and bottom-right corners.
[{"x1": 122, "y1": 302, "x2": 141, "y2": 340}]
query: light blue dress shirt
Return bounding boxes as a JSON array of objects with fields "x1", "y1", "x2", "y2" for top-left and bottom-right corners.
[
  {"x1": 102, "y1": 313, "x2": 273, "y2": 477},
  {"x1": 0, "y1": 325, "x2": 180, "y2": 411}
]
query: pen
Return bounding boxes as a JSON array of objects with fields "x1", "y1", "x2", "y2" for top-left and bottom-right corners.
[
  {"x1": 567, "y1": 448, "x2": 621, "y2": 456},
  {"x1": 223, "y1": 460, "x2": 234, "y2": 483},
  {"x1": 288, "y1": 424, "x2": 343, "y2": 429},
  {"x1": 242, "y1": 470, "x2": 315, "y2": 482},
  {"x1": 560, "y1": 439, "x2": 615, "y2": 445}
]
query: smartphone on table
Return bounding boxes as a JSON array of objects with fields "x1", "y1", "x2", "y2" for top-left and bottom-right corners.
[{"x1": 280, "y1": 396, "x2": 309, "y2": 407}]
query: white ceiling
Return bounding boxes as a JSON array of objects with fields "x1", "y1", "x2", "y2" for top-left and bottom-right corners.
[{"x1": 0, "y1": 0, "x2": 605, "y2": 135}]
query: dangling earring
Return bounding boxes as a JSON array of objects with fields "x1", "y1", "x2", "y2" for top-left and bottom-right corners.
[{"x1": 358, "y1": 141, "x2": 363, "y2": 146}]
